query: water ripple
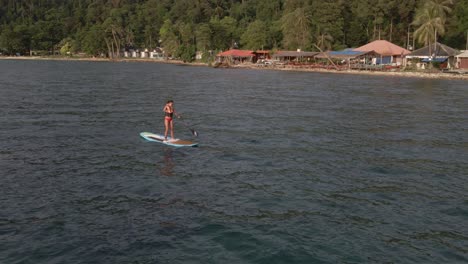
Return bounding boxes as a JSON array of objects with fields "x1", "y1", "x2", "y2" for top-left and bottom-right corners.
[{"x1": 1, "y1": 60, "x2": 467, "y2": 263}]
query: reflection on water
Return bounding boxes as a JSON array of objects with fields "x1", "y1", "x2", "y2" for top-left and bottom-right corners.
[{"x1": 158, "y1": 148, "x2": 175, "y2": 176}]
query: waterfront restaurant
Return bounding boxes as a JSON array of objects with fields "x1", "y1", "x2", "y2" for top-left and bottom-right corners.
[
  {"x1": 271, "y1": 50, "x2": 319, "y2": 64},
  {"x1": 216, "y1": 49, "x2": 254, "y2": 64}
]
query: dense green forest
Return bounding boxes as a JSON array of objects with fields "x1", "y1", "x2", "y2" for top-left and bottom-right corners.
[{"x1": 0, "y1": 0, "x2": 467, "y2": 61}]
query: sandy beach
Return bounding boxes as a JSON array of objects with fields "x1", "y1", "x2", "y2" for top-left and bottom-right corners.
[
  {"x1": 2, "y1": 56, "x2": 467, "y2": 80},
  {"x1": 233, "y1": 63, "x2": 468, "y2": 80}
]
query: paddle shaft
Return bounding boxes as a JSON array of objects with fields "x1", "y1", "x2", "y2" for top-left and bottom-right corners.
[{"x1": 176, "y1": 118, "x2": 198, "y2": 137}]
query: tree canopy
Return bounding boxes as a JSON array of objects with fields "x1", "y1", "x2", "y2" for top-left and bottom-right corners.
[{"x1": 0, "y1": 0, "x2": 466, "y2": 60}]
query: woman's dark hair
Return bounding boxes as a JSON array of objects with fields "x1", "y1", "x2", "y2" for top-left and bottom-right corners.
[{"x1": 167, "y1": 100, "x2": 174, "y2": 103}]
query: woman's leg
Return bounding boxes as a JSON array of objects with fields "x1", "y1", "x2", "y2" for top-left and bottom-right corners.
[
  {"x1": 164, "y1": 118, "x2": 169, "y2": 140},
  {"x1": 170, "y1": 120, "x2": 175, "y2": 139}
]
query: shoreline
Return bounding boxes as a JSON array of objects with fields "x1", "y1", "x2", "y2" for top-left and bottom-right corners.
[
  {"x1": 233, "y1": 63, "x2": 468, "y2": 80},
  {"x1": 2, "y1": 56, "x2": 467, "y2": 81}
]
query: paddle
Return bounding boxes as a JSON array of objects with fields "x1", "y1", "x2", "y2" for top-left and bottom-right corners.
[{"x1": 176, "y1": 116, "x2": 198, "y2": 137}]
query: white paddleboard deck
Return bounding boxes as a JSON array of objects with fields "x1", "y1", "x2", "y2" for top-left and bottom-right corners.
[{"x1": 140, "y1": 132, "x2": 198, "y2": 147}]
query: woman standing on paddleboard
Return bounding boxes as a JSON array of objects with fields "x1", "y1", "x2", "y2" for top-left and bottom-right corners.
[{"x1": 163, "y1": 100, "x2": 179, "y2": 141}]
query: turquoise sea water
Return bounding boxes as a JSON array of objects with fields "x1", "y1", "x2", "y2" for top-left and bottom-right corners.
[{"x1": 0, "y1": 60, "x2": 467, "y2": 263}]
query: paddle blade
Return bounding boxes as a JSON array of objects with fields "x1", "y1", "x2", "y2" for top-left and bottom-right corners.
[{"x1": 191, "y1": 129, "x2": 198, "y2": 137}]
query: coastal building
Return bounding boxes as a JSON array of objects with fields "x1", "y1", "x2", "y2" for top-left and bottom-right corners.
[
  {"x1": 255, "y1": 50, "x2": 271, "y2": 60},
  {"x1": 216, "y1": 49, "x2": 254, "y2": 64},
  {"x1": 455, "y1": 50, "x2": 468, "y2": 69},
  {"x1": 315, "y1": 49, "x2": 381, "y2": 70},
  {"x1": 406, "y1": 42, "x2": 460, "y2": 69},
  {"x1": 272, "y1": 50, "x2": 319, "y2": 63},
  {"x1": 141, "y1": 49, "x2": 149, "y2": 58},
  {"x1": 149, "y1": 51, "x2": 162, "y2": 59},
  {"x1": 150, "y1": 48, "x2": 164, "y2": 59},
  {"x1": 354, "y1": 40, "x2": 410, "y2": 65}
]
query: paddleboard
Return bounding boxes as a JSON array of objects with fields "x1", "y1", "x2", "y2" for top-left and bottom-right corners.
[{"x1": 140, "y1": 132, "x2": 198, "y2": 147}]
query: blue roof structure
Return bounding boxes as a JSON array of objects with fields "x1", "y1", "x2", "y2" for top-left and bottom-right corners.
[
  {"x1": 421, "y1": 57, "x2": 447, "y2": 63},
  {"x1": 315, "y1": 48, "x2": 380, "y2": 59},
  {"x1": 328, "y1": 49, "x2": 367, "y2": 56}
]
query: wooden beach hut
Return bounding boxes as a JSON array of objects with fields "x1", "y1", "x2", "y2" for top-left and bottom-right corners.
[
  {"x1": 354, "y1": 40, "x2": 410, "y2": 65},
  {"x1": 405, "y1": 42, "x2": 460, "y2": 69}
]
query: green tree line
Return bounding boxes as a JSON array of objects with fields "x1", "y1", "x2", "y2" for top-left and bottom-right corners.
[{"x1": 1, "y1": 0, "x2": 467, "y2": 61}]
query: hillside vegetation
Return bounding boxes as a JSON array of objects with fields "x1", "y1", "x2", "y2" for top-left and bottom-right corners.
[{"x1": 1, "y1": 0, "x2": 467, "y2": 61}]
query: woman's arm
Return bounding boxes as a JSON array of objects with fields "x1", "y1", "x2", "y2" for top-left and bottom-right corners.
[{"x1": 173, "y1": 108, "x2": 181, "y2": 118}]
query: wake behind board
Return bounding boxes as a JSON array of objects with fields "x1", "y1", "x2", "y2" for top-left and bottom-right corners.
[{"x1": 140, "y1": 132, "x2": 198, "y2": 147}]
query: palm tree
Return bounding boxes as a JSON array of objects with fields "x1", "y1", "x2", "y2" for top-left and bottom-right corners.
[
  {"x1": 281, "y1": 7, "x2": 312, "y2": 50},
  {"x1": 413, "y1": 7, "x2": 445, "y2": 47},
  {"x1": 412, "y1": 0, "x2": 453, "y2": 57},
  {"x1": 425, "y1": 0, "x2": 454, "y2": 23}
]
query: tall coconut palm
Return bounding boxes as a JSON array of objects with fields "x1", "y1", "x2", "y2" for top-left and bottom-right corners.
[
  {"x1": 412, "y1": 1, "x2": 450, "y2": 57},
  {"x1": 413, "y1": 7, "x2": 445, "y2": 46},
  {"x1": 425, "y1": 0, "x2": 454, "y2": 23}
]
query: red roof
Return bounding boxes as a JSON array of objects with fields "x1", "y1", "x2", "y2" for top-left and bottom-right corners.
[
  {"x1": 354, "y1": 40, "x2": 410, "y2": 56},
  {"x1": 217, "y1": 49, "x2": 254, "y2": 57}
]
